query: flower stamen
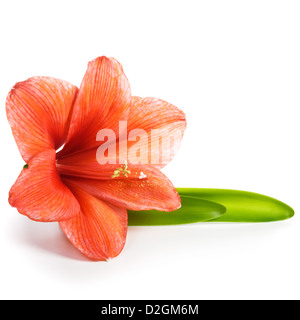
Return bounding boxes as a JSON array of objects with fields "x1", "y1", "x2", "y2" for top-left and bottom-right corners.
[
  {"x1": 111, "y1": 160, "x2": 131, "y2": 178},
  {"x1": 139, "y1": 171, "x2": 147, "y2": 179}
]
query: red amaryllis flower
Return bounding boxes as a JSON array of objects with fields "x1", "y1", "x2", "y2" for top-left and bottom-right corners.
[{"x1": 6, "y1": 56, "x2": 186, "y2": 260}]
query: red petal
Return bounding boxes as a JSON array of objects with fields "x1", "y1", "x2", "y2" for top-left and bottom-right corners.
[
  {"x1": 59, "y1": 181, "x2": 127, "y2": 261},
  {"x1": 62, "y1": 164, "x2": 181, "y2": 212},
  {"x1": 59, "y1": 56, "x2": 131, "y2": 157},
  {"x1": 9, "y1": 149, "x2": 80, "y2": 222},
  {"x1": 57, "y1": 148, "x2": 119, "y2": 179},
  {"x1": 56, "y1": 97, "x2": 186, "y2": 173},
  {"x1": 127, "y1": 96, "x2": 186, "y2": 168},
  {"x1": 6, "y1": 77, "x2": 78, "y2": 162}
]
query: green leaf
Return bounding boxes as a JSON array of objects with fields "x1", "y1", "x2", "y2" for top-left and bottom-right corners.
[
  {"x1": 128, "y1": 195, "x2": 226, "y2": 226},
  {"x1": 177, "y1": 188, "x2": 294, "y2": 222}
]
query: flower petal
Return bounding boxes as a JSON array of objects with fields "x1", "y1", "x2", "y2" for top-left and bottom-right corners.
[
  {"x1": 6, "y1": 76, "x2": 78, "y2": 162},
  {"x1": 56, "y1": 97, "x2": 186, "y2": 171},
  {"x1": 61, "y1": 164, "x2": 181, "y2": 212},
  {"x1": 9, "y1": 149, "x2": 80, "y2": 222},
  {"x1": 57, "y1": 148, "x2": 119, "y2": 179},
  {"x1": 59, "y1": 56, "x2": 131, "y2": 157},
  {"x1": 59, "y1": 181, "x2": 127, "y2": 261},
  {"x1": 127, "y1": 96, "x2": 187, "y2": 168}
]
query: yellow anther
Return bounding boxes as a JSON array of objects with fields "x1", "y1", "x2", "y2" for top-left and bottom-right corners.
[{"x1": 111, "y1": 160, "x2": 131, "y2": 178}]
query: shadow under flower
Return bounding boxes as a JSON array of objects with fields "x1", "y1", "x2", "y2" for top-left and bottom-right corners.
[{"x1": 12, "y1": 217, "x2": 89, "y2": 261}]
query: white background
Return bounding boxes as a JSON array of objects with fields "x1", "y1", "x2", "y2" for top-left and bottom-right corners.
[{"x1": 0, "y1": 0, "x2": 299, "y2": 300}]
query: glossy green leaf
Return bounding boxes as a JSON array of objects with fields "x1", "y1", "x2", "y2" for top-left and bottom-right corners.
[
  {"x1": 128, "y1": 195, "x2": 226, "y2": 226},
  {"x1": 177, "y1": 188, "x2": 294, "y2": 222}
]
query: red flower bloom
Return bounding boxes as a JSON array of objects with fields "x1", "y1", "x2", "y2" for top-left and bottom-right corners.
[{"x1": 6, "y1": 56, "x2": 186, "y2": 260}]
